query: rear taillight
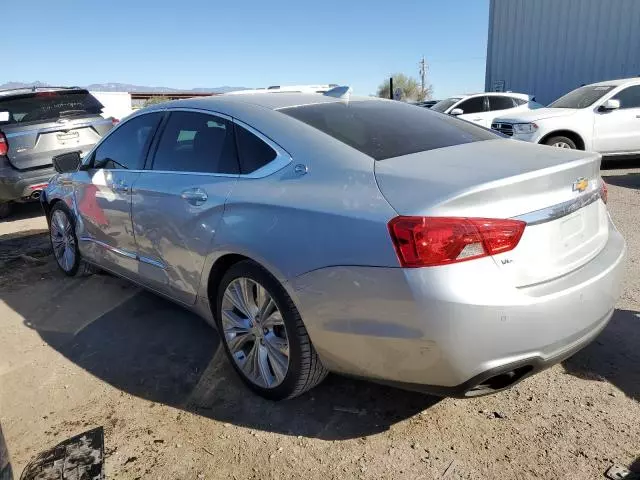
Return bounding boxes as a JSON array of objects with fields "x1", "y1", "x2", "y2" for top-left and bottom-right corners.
[
  {"x1": 0, "y1": 132, "x2": 8, "y2": 156},
  {"x1": 599, "y1": 179, "x2": 608, "y2": 204},
  {"x1": 388, "y1": 216, "x2": 526, "y2": 267},
  {"x1": 110, "y1": 117, "x2": 120, "y2": 126}
]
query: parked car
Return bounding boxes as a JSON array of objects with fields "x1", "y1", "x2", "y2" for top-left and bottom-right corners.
[
  {"x1": 42, "y1": 93, "x2": 625, "y2": 401},
  {"x1": 492, "y1": 78, "x2": 640, "y2": 156},
  {"x1": 431, "y1": 92, "x2": 542, "y2": 127},
  {"x1": 0, "y1": 87, "x2": 114, "y2": 218}
]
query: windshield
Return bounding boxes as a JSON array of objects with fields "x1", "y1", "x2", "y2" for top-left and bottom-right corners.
[
  {"x1": 548, "y1": 85, "x2": 614, "y2": 109},
  {"x1": 430, "y1": 97, "x2": 461, "y2": 113},
  {"x1": 281, "y1": 100, "x2": 498, "y2": 160},
  {"x1": 0, "y1": 90, "x2": 103, "y2": 124}
]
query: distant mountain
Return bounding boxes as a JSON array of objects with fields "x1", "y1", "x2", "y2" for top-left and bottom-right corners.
[{"x1": 0, "y1": 81, "x2": 248, "y2": 94}]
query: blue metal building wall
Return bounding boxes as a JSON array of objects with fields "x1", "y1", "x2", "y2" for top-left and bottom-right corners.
[{"x1": 485, "y1": 0, "x2": 640, "y2": 105}]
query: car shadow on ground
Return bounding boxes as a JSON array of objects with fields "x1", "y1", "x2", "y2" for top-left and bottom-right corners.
[
  {"x1": 602, "y1": 171, "x2": 640, "y2": 190},
  {"x1": 21, "y1": 289, "x2": 439, "y2": 441},
  {"x1": 562, "y1": 308, "x2": 640, "y2": 401},
  {"x1": 1, "y1": 202, "x2": 43, "y2": 222}
]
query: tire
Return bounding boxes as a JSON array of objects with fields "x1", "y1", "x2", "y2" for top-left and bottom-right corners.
[
  {"x1": 0, "y1": 202, "x2": 11, "y2": 220},
  {"x1": 48, "y1": 202, "x2": 96, "y2": 277},
  {"x1": 544, "y1": 135, "x2": 577, "y2": 149},
  {"x1": 215, "y1": 260, "x2": 328, "y2": 400}
]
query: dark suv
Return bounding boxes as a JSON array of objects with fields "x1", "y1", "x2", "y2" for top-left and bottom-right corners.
[{"x1": 0, "y1": 87, "x2": 114, "y2": 218}]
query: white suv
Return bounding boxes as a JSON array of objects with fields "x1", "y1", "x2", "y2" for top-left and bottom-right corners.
[
  {"x1": 431, "y1": 92, "x2": 540, "y2": 128},
  {"x1": 492, "y1": 78, "x2": 640, "y2": 156}
]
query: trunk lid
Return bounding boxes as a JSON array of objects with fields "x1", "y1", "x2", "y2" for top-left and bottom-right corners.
[
  {"x1": 0, "y1": 89, "x2": 112, "y2": 170},
  {"x1": 375, "y1": 139, "x2": 608, "y2": 286},
  {"x1": 1, "y1": 115, "x2": 112, "y2": 170}
]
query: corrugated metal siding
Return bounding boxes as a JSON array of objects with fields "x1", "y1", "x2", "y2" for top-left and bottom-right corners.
[{"x1": 485, "y1": 0, "x2": 640, "y2": 104}]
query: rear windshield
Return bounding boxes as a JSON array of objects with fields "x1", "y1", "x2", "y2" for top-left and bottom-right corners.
[
  {"x1": 0, "y1": 90, "x2": 103, "y2": 124},
  {"x1": 280, "y1": 100, "x2": 497, "y2": 160}
]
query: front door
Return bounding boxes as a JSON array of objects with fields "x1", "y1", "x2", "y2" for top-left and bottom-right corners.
[
  {"x1": 456, "y1": 96, "x2": 490, "y2": 127},
  {"x1": 593, "y1": 85, "x2": 640, "y2": 154},
  {"x1": 132, "y1": 111, "x2": 240, "y2": 304},
  {"x1": 75, "y1": 112, "x2": 163, "y2": 276}
]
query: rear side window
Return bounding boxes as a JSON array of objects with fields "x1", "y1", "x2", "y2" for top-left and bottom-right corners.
[
  {"x1": 93, "y1": 113, "x2": 161, "y2": 170},
  {"x1": 613, "y1": 85, "x2": 640, "y2": 109},
  {"x1": 280, "y1": 100, "x2": 498, "y2": 160},
  {"x1": 235, "y1": 124, "x2": 277, "y2": 173},
  {"x1": 151, "y1": 111, "x2": 239, "y2": 174},
  {"x1": 0, "y1": 90, "x2": 103, "y2": 124},
  {"x1": 488, "y1": 96, "x2": 516, "y2": 110},
  {"x1": 457, "y1": 96, "x2": 486, "y2": 114}
]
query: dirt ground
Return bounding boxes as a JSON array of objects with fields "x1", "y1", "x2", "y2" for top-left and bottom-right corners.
[{"x1": 0, "y1": 163, "x2": 639, "y2": 480}]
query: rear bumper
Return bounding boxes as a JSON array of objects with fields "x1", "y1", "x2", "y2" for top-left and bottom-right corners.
[
  {"x1": 291, "y1": 221, "x2": 626, "y2": 396},
  {"x1": 0, "y1": 158, "x2": 56, "y2": 202}
]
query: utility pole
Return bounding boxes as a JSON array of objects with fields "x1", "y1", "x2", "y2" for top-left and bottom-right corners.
[{"x1": 419, "y1": 56, "x2": 427, "y2": 97}]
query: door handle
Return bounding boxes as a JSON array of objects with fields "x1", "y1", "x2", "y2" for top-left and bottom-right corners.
[
  {"x1": 181, "y1": 188, "x2": 208, "y2": 206},
  {"x1": 472, "y1": 118, "x2": 483, "y2": 121},
  {"x1": 112, "y1": 181, "x2": 129, "y2": 193}
]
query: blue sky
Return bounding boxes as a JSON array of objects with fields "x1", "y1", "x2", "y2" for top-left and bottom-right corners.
[{"x1": 4, "y1": 0, "x2": 489, "y2": 98}]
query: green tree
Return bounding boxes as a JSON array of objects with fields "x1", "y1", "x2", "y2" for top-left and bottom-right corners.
[
  {"x1": 376, "y1": 73, "x2": 433, "y2": 101},
  {"x1": 143, "y1": 95, "x2": 172, "y2": 107}
]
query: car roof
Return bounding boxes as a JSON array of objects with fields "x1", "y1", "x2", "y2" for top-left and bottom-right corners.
[
  {"x1": 455, "y1": 92, "x2": 530, "y2": 99},
  {"x1": 587, "y1": 77, "x2": 640, "y2": 87},
  {"x1": 0, "y1": 86, "x2": 85, "y2": 98},
  {"x1": 151, "y1": 92, "x2": 375, "y2": 112}
]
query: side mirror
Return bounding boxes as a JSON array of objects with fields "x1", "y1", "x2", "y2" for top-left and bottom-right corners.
[
  {"x1": 0, "y1": 111, "x2": 10, "y2": 124},
  {"x1": 600, "y1": 99, "x2": 620, "y2": 111},
  {"x1": 52, "y1": 151, "x2": 82, "y2": 173},
  {"x1": 450, "y1": 108, "x2": 464, "y2": 116}
]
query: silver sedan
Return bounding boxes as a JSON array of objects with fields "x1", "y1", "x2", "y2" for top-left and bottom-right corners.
[{"x1": 42, "y1": 92, "x2": 626, "y2": 400}]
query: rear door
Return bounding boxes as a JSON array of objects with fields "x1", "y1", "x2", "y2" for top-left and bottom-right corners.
[
  {"x1": 132, "y1": 110, "x2": 239, "y2": 304},
  {"x1": 486, "y1": 95, "x2": 519, "y2": 125},
  {"x1": 75, "y1": 112, "x2": 163, "y2": 276},
  {"x1": 0, "y1": 90, "x2": 113, "y2": 170},
  {"x1": 456, "y1": 96, "x2": 490, "y2": 127},
  {"x1": 593, "y1": 85, "x2": 640, "y2": 154}
]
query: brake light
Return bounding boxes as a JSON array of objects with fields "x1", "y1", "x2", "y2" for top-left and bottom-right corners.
[
  {"x1": 0, "y1": 132, "x2": 8, "y2": 156},
  {"x1": 388, "y1": 216, "x2": 526, "y2": 267},
  {"x1": 110, "y1": 117, "x2": 120, "y2": 126},
  {"x1": 599, "y1": 179, "x2": 608, "y2": 204}
]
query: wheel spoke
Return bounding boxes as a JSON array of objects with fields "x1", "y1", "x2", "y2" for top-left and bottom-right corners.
[
  {"x1": 63, "y1": 246, "x2": 74, "y2": 271},
  {"x1": 264, "y1": 334, "x2": 289, "y2": 383},
  {"x1": 221, "y1": 308, "x2": 250, "y2": 333},
  {"x1": 256, "y1": 343, "x2": 272, "y2": 386},
  {"x1": 262, "y1": 310, "x2": 284, "y2": 329},
  {"x1": 224, "y1": 279, "x2": 255, "y2": 318},
  {"x1": 240, "y1": 342, "x2": 261, "y2": 385},
  {"x1": 227, "y1": 331, "x2": 254, "y2": 354}
]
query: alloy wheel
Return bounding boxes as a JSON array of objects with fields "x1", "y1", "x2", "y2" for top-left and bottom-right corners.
[
  {"x1": 50, "y1": 210, "x2": 76, "y2": 272},
  {"x1": 552, "y1": 141, "x2": 573, "y2": 148},
  {"x1": 221, "y1": 277, "x2": 290, "y2": 388}
]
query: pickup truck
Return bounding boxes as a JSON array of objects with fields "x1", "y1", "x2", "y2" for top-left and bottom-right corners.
[{"x1": 492, "y1": 78, "x2": 640, "y2": 157}]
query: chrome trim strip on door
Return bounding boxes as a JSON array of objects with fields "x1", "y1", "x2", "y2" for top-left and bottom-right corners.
[
  {"x1": 79, "y1": 237, "x2": 137, "y2": 259},
  {"x1": 514, "y1": 189, "x2": 601, "y2": 226},
  {"x1": 138, "y1": 255, "x2": 166, "y2": 269},
  {"x1": 79, "y1": 237, "x2": 167, "y2": 269}
]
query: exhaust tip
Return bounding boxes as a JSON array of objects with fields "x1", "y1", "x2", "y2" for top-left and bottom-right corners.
[{"x1": 464, "y1": 365, "x2": 534, "y2": 397}]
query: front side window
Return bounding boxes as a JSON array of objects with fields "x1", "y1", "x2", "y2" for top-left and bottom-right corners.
[
  {"x1": 151, "y1": 111, "x2": 239, "y2": 174},
  {"x1": 612, "y1": 85, "x2": 640, "y2": 109},
  {"x1": 235, "y1": 124, "x2": 277, "y2": 174},
  {"x1": 488, "y1": 96, "x2": 516, "y2": 111},
  {"x1": 456, "y1": 96, "x2": 486, "y2": 114},
  {"x1": 549, "y1": 85, "x2": 614, "y2": 108},
  {"x1": 280, "y1": 100, "x2": 498, "y2": 161},
  {"x1": 93, "y1": 113, "x2": 161, "y2": 170}
]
